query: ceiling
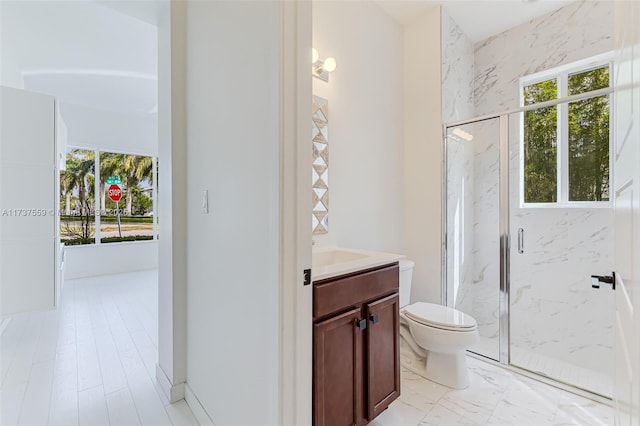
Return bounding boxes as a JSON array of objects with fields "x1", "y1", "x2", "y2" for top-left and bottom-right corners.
[
  {"x1": 375, "y1": 0, "x2": 575, "y2": 43},
  {"x1": 2, "y1": 0, "x2": 575, "y2": 116},
  {"x1": 0, "y1": 1, "x2": 158, "y2": 116},
  {"x1": 23, "y1": 71, "x2": 157, "y2": 116}
]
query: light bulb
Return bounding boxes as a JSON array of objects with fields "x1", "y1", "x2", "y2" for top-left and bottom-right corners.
[
  {"x1": 323, "y1": 57, "x2": 337, "y2": 73},
  {"x1": 312, "y1": 48, "x2": 319, "y2": 64}
]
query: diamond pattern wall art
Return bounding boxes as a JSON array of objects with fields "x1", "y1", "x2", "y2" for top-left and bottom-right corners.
[{"x1": 312, "y1": 96, "x2": 329, "y2": 234}]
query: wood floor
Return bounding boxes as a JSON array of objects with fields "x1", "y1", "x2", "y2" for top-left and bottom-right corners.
[{"x1": 0, "y1": 270, "x2": 198, "y2": 426}]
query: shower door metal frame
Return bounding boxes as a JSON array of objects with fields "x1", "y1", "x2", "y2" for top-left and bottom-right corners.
[
  {"x1": 442, "y1": 85, "x2": 615, "y2": 385},
  {"x1": 441, "y1": 114, "x2": 510, "y2": 365},
  {"x1": 498, "y1": 115, "x2": 511, "y2": 364}
]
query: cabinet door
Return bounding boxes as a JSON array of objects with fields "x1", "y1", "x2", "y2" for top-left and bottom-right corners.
[
  {"x1": 314, "y1": 307, "x2": 364, "y2": 426},
  {"x1": 1, "y1": 87, "x2": 56, "y2": 317},
  {"x1": 366, "y1": 293, "x2": 400, "y2": 419}
]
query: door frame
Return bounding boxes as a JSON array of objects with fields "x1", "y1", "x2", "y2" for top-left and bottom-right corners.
[{"x1": 279, "y1": 0, "x2": 313, "y2": 424}]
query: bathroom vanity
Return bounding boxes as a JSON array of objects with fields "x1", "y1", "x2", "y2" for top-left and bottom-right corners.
[{"x1": 312, "y1": 250, "x2": 401, "y2": 426}]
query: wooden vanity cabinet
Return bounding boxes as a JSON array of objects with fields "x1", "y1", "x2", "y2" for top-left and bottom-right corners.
[
  {"x1": 366, "y1": 293, "x2": 401, "y2": 419},
  {"x1": 313, "y1": 263, "x2": 400, "y2": 426}
]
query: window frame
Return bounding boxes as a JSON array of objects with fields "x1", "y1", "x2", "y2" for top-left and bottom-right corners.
[
  {"x1": 61, "y1": 145, "x2": 158, "y2": 245},
  {"x1": 519, "y1": 52, "x2": 614, "y2": 209}
]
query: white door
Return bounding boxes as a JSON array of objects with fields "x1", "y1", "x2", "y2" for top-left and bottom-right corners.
[
  {"x1": 0, "y1": 86, "x2": 57, "y2": 317},
  {"x1": 612, "y1": 1, "x2": 640, "y2": 424}
]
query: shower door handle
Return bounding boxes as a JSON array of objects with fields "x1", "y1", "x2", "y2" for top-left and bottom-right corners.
[
  {"x1": 591, "y1": 272, "x2": 616, "y2": 290},
  {"x1": 517, "y1": 228, "x2": 524, "y2": 254}
]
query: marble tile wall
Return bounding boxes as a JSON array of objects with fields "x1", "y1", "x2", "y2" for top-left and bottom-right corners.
[
  {"x1": 442, "y1": 9, "x2": 478, "y2": 341},
  {"x1": 474, "y1": 1, "x2": 613, "y2": 117},
  {"x1": 441, "y1": 10, "x2": 475, "y2": 124},
  {"x1": 443, "y1": 1, "x2": 615, "y2": 381}
]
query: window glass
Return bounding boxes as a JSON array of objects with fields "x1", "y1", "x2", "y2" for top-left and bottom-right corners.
[
  {"x1": 60, "y1": 148, "x2": 96, "y2": 245},
  {"x1": 523, "y1": 79, "x2": 558, "y2": 203},
  {"x1": 568, "y1": 94, "x2": 610, "y2": 201},
  {"x1": 99, "y1": 152, "x2": 155, "y2": 243},
  {"x1": 568, "y1": 66, "x2": 610, "y2": 95},
  {"x1": 523, "y1": 78, "x2": 557, "y2": 105}
]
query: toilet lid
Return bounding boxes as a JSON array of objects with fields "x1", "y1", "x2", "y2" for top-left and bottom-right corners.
[{"x1": 403, "y1": 302, "x2": 477, "y2": 330}]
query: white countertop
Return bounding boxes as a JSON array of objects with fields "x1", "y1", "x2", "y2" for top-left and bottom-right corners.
[{"x1": 312, "y1": 246, "x2": 405, "y2": 281}]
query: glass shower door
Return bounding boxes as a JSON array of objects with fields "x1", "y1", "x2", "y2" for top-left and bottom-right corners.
[
  {"x1": 445, "y1": 118, "x2": 501, "y2": 361},
  {"x1": 508, "y1": 104, "x2": 614, "y2": 396},
  {"x1": 445, "y1": 96, "x2": 614, "y2": 397}
]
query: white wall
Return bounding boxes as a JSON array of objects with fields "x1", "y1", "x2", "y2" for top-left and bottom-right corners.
[
  {"x1": 0, "y1": 56, "x2": 22, "y2": 89},
  {"x1": 183, "y1": 1, "x2": 281, "y2": 424},
  {"x1": 64, "y1": 241, "x2": 158, "y2": 279},
  {"x1": 312, "y1": 1, "x2": 404, "y2": 254},
  {"x1": 156, "y1": 0, "x2": 187, "y2": 400},
  {"x1": 60, "y1": 103, "x2": 158, "y2": 156},
  {"x1": 404, "y1": 6, "x2": 443, "y2": 304}
]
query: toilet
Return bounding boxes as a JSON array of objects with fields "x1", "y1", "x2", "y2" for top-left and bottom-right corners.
[{"x1": 398, "y1": 259, "x2": 479, "y2": 389}]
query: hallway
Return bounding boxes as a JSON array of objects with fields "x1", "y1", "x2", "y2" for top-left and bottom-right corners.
[{"x1": 0, "y1": 270, "x2": 196, "y2": 426}]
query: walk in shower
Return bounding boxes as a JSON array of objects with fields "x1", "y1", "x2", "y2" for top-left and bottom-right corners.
[{"x1": 444, "y1": 89, "x2": 614, "y2": 398}]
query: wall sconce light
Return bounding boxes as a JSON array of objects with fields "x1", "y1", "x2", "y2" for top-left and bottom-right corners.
[{"x1": 312, "y1": 48, "x2": 337, "y2": 82}]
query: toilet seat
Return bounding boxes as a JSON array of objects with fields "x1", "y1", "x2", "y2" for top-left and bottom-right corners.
[{"x1": 403, "y1": 302, "x2": 477, "y2": 332}]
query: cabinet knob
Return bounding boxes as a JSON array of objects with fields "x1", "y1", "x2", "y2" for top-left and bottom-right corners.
[
  {"x1": 356, "y1": 319, "x2": 367, "y2": 330},
  {"x1": 370, "y1": 314, "x2": 379, "y2": 324}
]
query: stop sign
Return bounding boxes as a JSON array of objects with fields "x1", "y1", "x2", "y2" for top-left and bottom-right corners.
[{"x1": 108, "y1": 184, "x2": 122, "y2": 202}]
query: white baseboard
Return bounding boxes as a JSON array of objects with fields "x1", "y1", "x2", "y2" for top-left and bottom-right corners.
[
  {"x1": 185, "y1": 384, "x2": 215, "y2": 426},
  {"x1": 156, "y1": 364, "x2": 185, "y2": 403}
]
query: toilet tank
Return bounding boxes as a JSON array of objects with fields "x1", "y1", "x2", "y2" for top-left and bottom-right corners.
[{"x1": 398, "y1": 259, "x2": 414, "y2": 308}]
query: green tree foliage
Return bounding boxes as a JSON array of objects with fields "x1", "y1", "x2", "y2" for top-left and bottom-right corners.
[
  {"x1": 60, "y1": 149, "x2": 95, "y2": 239},
  {"x1": 568, "y1": 68, "x2": 610, "y2": 201},
  {"x1": 99, "y1": 153, "x2": 153, "y2": 214},
  {"x1": 523, "y1": 66, "x2": 609, "y2": 203},
  {"x1": 524, "y1": 80, "x2": 558, "y2": 203},
  {"x1": 59, "y1": 150, "x2": 155, "y2": 244}
]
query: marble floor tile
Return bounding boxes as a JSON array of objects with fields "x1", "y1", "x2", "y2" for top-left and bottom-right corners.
[
  {"x1": 374, "y1": 358, "x2": 613, "y2": 426},
  {"x1": 419, "y1": 404, "x2": 483, "y2": 426},
  {"x1": 552, "y1": 393, "x2": 615, "y2": 426},
  {"x1": 401, "y1": 369, "x2": 450, "y2": 403},
  {"x1": 369, "y1": 399, "x2": 429, "y2": 426}
]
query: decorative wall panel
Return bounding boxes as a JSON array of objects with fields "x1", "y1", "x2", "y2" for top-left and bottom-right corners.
[{"x1": 312, "y1": 96, "x2": 329, "y2": 234}]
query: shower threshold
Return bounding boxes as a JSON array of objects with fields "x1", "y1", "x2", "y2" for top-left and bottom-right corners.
[{"x1": 466, "y1": 351, "x2": 613, "y2": 405}]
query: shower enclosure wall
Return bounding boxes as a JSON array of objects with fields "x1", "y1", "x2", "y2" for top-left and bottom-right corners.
[{"x1": 445, "y1": 96, "x2": 614, "y2": 397}]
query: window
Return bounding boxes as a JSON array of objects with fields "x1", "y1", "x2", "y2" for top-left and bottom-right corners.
[
  {"x1": 60, "y1": 148, "x2": 157, "y2": 245},
  {"x1": 60, "y1": 148, "x2": 96, "y2": 244},
  {"x1": 520, "y1": 54, "x2": 612, "y2": 206}
]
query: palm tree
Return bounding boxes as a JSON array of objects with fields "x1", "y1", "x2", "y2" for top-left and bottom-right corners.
[
  {"x1": 64, "y1": 149, "x2": 95, "y2": 239},
  {"x1": 123, "y1": 155, "x2": 153, "y2": 215},
  {"x1": 60, "y1": 155, "x2": 81, "y2": 215}
]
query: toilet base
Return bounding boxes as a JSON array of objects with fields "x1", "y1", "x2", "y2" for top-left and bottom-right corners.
[
  {"x1": 400, "y1": 338, "x2": 471, "y2": 389},
  {"x1": 425, "y1": 351, "x2": 470, "y2": 389}
]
